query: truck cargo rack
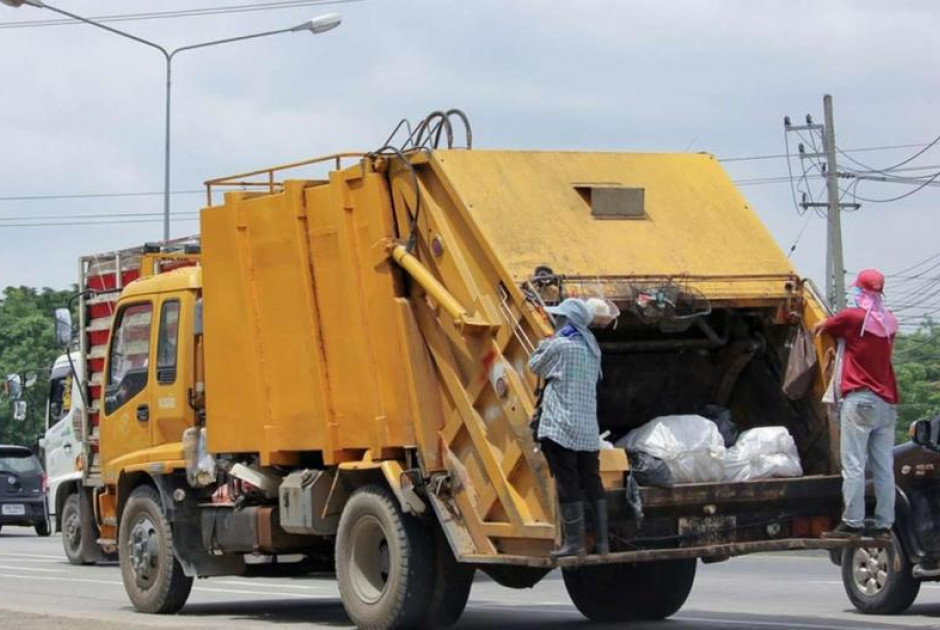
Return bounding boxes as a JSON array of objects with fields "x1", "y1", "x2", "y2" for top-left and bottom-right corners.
[{"x1": 204, "y1": 152, "x2": 365, "y2": 207}]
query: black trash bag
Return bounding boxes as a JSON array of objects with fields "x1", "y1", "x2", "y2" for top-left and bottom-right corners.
[
  {"x1": 626, "y1": 450, "x2": 674, "y2": 488},
  {"x1": 624, "y1": 473, "x2": 644, "y2": 528},
  {"x1": 700, "y1": 404, "x2": 738, "y2": 448}
]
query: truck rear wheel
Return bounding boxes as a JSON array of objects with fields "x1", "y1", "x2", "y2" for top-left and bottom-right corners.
[
  {"x1": 118, "y1": 485, "x2": 193, "y2": 614},
  {"x1": 842, "y1": 532, "x2": 920, "y2": 614},
  {"x1": 335, "y1": 485, "x2": 433, "y2": 629},
  {"x1": 563, "y1": 559, "x2": 696, "y2": 622},
  {"x1": 422, "y1": 525, "x2": 474, "y2": 628},
  {"x1": 62, "y1": 493, "x2": 93, "y2": 565}
]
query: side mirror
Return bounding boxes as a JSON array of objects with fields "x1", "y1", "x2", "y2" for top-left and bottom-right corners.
[
  {"x1": 911, "y1": 420, "x2": 940, "y2": 452},
  {"x1": 54, "y1": 308, "x2": 73, "y2": 347},
  {"x1": 12, "y1": 400, "x2": 27, "y2": 422},
  {"x1": 5, "y1": 374, "x2": 22, "y2": 400}
]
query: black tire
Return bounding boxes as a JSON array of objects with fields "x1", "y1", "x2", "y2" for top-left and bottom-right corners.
[
  {"x1": 61, "y1": 493, "x2": 93, "y2": 565},
  {"x1": 35, "y1": 518, "x2": 51, "y2": 537},
  {"x1": 563, "y1": 559, "x2": 696, "y2": 622},
  {"x1": 335, "y1": 485, "x2": 433, "y2": 630},
  {"x1": 118, "y1": 485, "x2": 193, "y2": 614},
  {"x1": 841, "y1": 532, "x2": 921, "y2": 614},
  {"x1": 422, "y1": 525, "x2": 474, "y2": 629}
]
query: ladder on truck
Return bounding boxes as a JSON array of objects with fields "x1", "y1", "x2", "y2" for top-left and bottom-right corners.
[{"x1": 77, "y1": 238, "x2": 200, "y2": 486}]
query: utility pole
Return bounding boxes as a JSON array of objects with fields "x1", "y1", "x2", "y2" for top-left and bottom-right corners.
[
  {"x1": 822, "y1": 95, "x2": 846, "y2": 310},
  {"x1": 784, "y1": 94, "x2": 857, "y2": 310}
]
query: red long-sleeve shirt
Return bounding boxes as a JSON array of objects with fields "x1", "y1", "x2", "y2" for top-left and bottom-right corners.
[{"x1": 821, "y1": 307, "x2": 899, "y2": 404}]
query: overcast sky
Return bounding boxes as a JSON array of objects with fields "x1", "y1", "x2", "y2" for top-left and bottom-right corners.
[{"x1": 1, "y1": 0, "x2": 937, "y2": 326}]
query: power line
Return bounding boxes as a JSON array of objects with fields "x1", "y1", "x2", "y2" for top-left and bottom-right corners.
[
  {"x1": 0, "y1": 211, "x2": 199, "y2": 222},
  {"x1": 0, "y1": 217, "x2": 199, "y2": 229},
  {"x1": 885, "y1": 251, "x2": 940, "y2": 278},
  {"x1": 849, "y1": 169, "x2": 940, "y2": 203},
  {"x1": 0, "y1": 0, "x2": 365, "y2": 30},
  {"x1": 837, "y1": 134, "x2": 940, "y2": 175},
  {"x1": 718, "y1": 142, "x2": 940, "y2": 164},
  {"x1": 0, "y1": 190, "x2": 202, "y2": 203}
]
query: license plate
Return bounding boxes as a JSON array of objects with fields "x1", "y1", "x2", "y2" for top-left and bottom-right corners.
[
  {"x1": 1, "y1": 504, "x2": 25, "y2": 516},
  {"x1": 678, "y1": 515, "x2": 736, "y2": 545}
]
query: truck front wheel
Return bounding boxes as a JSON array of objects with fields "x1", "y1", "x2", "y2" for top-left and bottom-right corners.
[
  {"x1": 842, "y1": 532, "x2": 921, "y2": 614},
  {"x1": 118, "y1": 485, "x2": 193, "y2": 614},
  {"x1": 335, "y1": 485, "x2": 433, "y2": 629},
  {"x1": 563, "y1": 559, "x2": 696, "y2": 622},
  {"x1": 62, "y1": 493, "x2": 92, "y2": 565}
]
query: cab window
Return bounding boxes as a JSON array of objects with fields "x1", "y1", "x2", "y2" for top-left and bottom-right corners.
[
  {"x1": 157, "y1": 300, "x2": 180, "y2": 384},
  {"x1": 47, "y1": 371, "x2": 71, "y2": 425},
  {"x1": 105, "y1": 303, "x2": 153, "y2": 414}
]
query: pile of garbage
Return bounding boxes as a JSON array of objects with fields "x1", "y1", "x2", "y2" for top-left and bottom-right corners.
[{"x1": 616, "y1": 411, "x2": 803, "y2": 486}]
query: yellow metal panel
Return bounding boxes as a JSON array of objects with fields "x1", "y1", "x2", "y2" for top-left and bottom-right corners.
[
  {"x1": 202, "y1": 184, "x2": 333, "y2": 460},
  {"x1": 201, "y1": 167, "x2": 415, "y2": 463},
  {"x1": 430, "y1": 150, "x2": 795, "y2": 286},
  {"x1": 201, "y1": 196, "x2": 270, "y2": 455}
]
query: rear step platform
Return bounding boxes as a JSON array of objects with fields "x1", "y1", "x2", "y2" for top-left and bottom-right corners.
[{"x1": 466, "y1": 537, "x2": 885, "y2": 568}]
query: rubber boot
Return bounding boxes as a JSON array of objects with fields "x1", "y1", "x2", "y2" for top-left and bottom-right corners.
[
  {"x1": 594, "y1": 500, "x2": 610, "y2": 555},
  {"x1": 550, "y1": 502, "x2": 585, "y2": 558}
]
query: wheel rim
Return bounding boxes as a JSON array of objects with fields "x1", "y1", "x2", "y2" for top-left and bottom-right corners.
[
  {"x1": 127, "y1": 514, "x2": 160, "y2": 590},
  {"x1": 64, "y1": 510, "x2": 81, "y2": 552},
  {"x1": 852, "y1": 545, "x2": 889, "y2": 596},
  {"x1": 348, "y1": 515, "x2": 392, "y2": 605}
]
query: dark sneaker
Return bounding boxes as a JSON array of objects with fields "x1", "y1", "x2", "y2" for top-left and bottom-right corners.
[
  {"x1": 821, "y1": 523, "x2": 864, "y2": 539},
  {"x1": 867, "y1": 527, "x2": 893, "y2": 541}
]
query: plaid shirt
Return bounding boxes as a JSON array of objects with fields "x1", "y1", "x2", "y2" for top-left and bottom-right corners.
[{"x1": 528, "y1": 334, "x2": 602, "y2": 451}]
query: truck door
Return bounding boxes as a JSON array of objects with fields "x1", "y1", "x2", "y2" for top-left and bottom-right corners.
[
  {"x1": 100, "y1": 302, "x2": 155, "y2": 468},
  {"x1": 150, "y1": 294, "x2": 195, "y2": 446}
]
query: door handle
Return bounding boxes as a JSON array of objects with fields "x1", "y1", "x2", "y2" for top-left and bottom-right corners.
[
  {"x1": 63, "y1": 444, "x2": 72, "y2": 453},
  {"x1": 136, "y1": 405, "x2": 150, "y2": 423}
]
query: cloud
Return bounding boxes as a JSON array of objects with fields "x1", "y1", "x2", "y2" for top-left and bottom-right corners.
[{"x1": 0, "y1": 0, "x2": 937, "y2": 300}]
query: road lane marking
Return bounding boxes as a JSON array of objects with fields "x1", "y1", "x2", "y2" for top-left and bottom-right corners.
[
  {"x1": 192, "y1": 586, "x2": 315, "y2": 599},
  {"x1": 0, "y1": 573, "x2": 121, "y2": 586},
  {"x1": 212, "y1": 579, "x2": 334, "y2": 591},
  {"x1": 0, "y1": 564, "x2": 63, "y2": 573},
  {"x1": 678, "y1": 616, "x2": 876, "y2": 630},
  {"x1": 0, "y1": 572, "x2": 332, "y2": 601},
  {"x1": 0, "y1": 553, "x2": 65, "y2": 560}
]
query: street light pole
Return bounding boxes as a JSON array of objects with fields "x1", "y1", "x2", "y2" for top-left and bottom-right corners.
[{"x1": 2, "y1": 0, "x2": 341, "y2": 240}]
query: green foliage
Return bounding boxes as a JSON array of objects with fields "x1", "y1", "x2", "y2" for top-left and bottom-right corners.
[
  {"x1": 894, "y1": 320, "x2": 940, "y2": 444},
  {"x1": 0, "y1": 286, "x2": 74, "y2": 448}
]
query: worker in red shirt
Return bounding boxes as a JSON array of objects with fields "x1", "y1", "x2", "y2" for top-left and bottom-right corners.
[{"x1": 815, "y1": 269, "x2": 899, "y2": 539}]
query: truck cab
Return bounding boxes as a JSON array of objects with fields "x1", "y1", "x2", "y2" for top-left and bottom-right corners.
[
  {"x1": 98, "y1": 268, "x2": 199, "y2": 486},
  {"x1": 43, "y1": 353, "x2": 84, "y2": 537}
]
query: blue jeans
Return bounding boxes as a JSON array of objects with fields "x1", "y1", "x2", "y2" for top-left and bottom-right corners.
[{"x1": 840, "y1": 390, "x2": 897, "y2": 529}]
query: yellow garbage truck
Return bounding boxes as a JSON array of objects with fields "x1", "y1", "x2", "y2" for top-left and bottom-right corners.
[{"x1": 56, "y1": 111, "x2": 857, "y2": 628}]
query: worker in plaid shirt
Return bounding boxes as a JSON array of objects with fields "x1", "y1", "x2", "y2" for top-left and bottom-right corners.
[{"x1": 530, "y1": 298, "x2": 610, "y2": 557}]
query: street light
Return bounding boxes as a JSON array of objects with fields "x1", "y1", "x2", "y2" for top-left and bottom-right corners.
[{"x1": 1, "y1": 1, "x2": 342, "y2": 240}]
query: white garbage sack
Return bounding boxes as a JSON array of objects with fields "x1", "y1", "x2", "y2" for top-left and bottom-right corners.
[
  {"x1": 619, "y1": 415, "x2": 726, "y2": 483},
  {"x1": 723, "y1": 426, "x2": 803, "y2": 482}
]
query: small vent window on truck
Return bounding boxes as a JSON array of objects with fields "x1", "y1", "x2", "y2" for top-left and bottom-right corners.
[
  {"x1": 105, "y1": 302, "x2": 153, "y2": 414},
  {"x1": 157, "y1": 299, "x2": 180, "y2": 385},
  {"x1": 576, "y1": 184, "x2": 646, "y2": 219}
]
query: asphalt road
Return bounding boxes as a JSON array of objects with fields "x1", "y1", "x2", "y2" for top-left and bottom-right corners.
[{"x1": 0, "y1": 527, "x2": 938, "y2": 629}]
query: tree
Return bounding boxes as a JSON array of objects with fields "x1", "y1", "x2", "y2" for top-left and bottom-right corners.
[
  {"x1": 893, "y1": 321, "x2": 940, "y2": 444},
  {"x1": 0, "y1": 286, "x2": 74, "y2": 448}
]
